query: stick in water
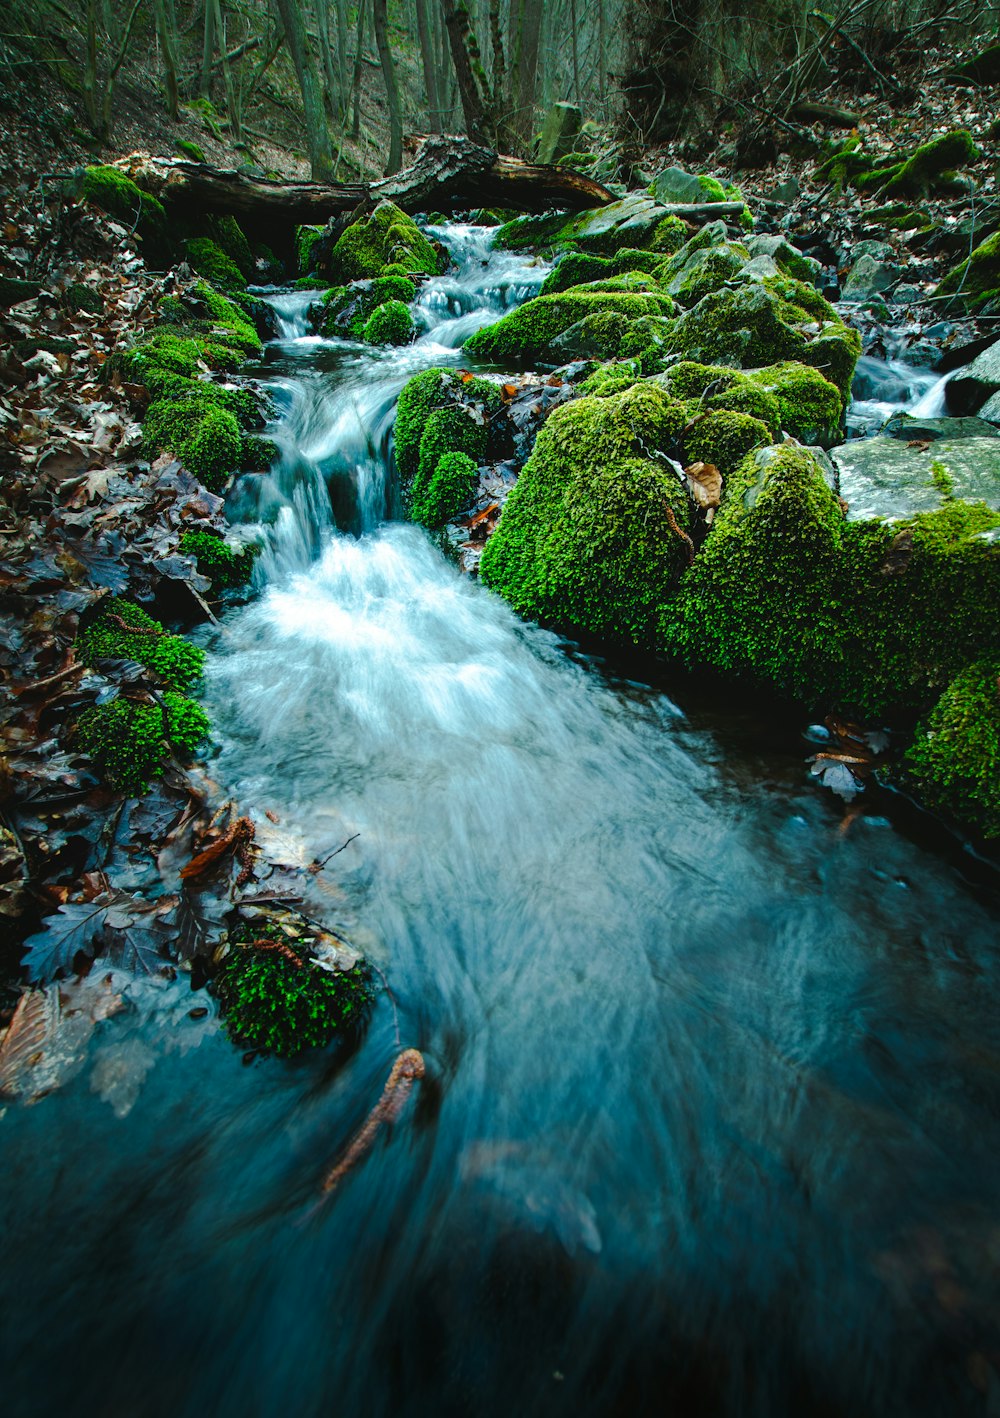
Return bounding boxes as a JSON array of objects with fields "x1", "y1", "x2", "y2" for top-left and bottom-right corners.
[{"x1": 320, "y1": 1048, "x2": 425, "y2": 1195}]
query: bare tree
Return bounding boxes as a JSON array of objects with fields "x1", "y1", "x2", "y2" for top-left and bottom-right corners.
[
  {"x1": 272, "y1": 0, "x2": 334, "y2": 178},
  {"x1": 372, "y1": 0, "x2": 402, "y2": 172}
]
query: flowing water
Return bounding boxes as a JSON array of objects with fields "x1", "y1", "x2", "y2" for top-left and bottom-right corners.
[{"x1": 3, "y1": 227, "x2": 1000, "y2": 1418}]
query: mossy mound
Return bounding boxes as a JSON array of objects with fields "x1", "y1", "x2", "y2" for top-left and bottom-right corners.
[
  {"x1": 480, "y1": 384, "x2": 692, "y2": 645},
  {"x1": 904, "y1": 660, "x2": 1000, "y2": 838},
  {"x1": 296, "y1": 224, "x2": 326, "y2": 276},
  {"x1": 412, "y1": 450, "x2": 479, "y2": 528},
  {"x1": 363, "y1": 299, "x2": 413, "y2": 345},
  {"x1": 494, "y1": 198, "x2": 689, "y2": 258},
  {"x1": 656, "y1": 360, "x2": 842, "y2": 445},
  {"x1": 684, "y1": 411, "x2": 772, "y2": 476},
  {"x1": 816, "y1": 130, "x2": 978, "y2": 200},
  {"x1": 207, "y1": 215, "x2": 254, "y2": 279},
  {"x1": 185, "y1": 236, "x2": 247, "y2": 293},
  {"x1": 314, "y1": 274, "x2": 417, "y2": 338},
  {"x1": 394, "y1": 367, "x2": 502, "y2": 490},
  {"x1": 464, "y1": 288, "x2": 674, "y2": 363},
  {"x1": 143, "y1": 394, "x2": 244, "y2": 492},
  {"x1": 659, "y1": 242, "x2": 750, "y2": 307},
  {"x1": 80, "y1": 165, "x2": 167, "y2": 256},
  {"x1": 663, "y1": 277, "x2": 860, "y2": 399},
  {"x1": 191, "y1": 281, "x2": 262, "y2": 354},
  {"x1": 215, "y1": 927, "x2": 372, "y2": 1056},
  {"x1": 77, "y1": 693, "x2": 209, "y2": 796},
  {"x1": 179, "y1": 529, "x2": 259, "y2": 591},
  {"x1": 540, "y1": 248, "x2": 664, "y2": 296},
  {"x1": 175, "y1": 139, "x2": 206, "y2": 163},
  {"x1": 330, "y1": 200, "x2": 441, "y2": 281},
  {"x1": 76, "y1": 598, "x2": 205, "y2": 691}
]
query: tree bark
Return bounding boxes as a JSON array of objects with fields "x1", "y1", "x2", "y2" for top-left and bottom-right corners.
[
  {"x1": 314, "y1": 0, "x2": 341, "y2": 118},
  {"x1": 372, "y1": 0, "x2": 402, "y2": 174},
  {"x1": 154, "y1": 0, "x2": 180, "y2": 121},
  {"x1": 509, "y1": 0, "x2": 543, "y2": 155},
  {"x1": 271, "y1": 0, "x2": 334, "y2": 180},
  {"x1": 350, "y1": 0, "x2": 367, "y2": 137},
  {"x1": 199, "y1": 0, "x2": 216, "y2": 98}
]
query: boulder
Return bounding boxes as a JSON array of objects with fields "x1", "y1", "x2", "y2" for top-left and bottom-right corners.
[
  {"x1": 944, "y1": 42, "x2": 1000, "y2": 86},
  {"x1": 946, "y1": 335, "x2": 1000, "y2": 412},
  {"x1": 882, "y1": 413, "x2": 1000, "y2": 441},
  {"x1": 841, "y1": 254, "x2": 899, "y2": 301},
  {"x1": 649, "y1": 166, "x2": 707, "y2": 205},
  {"x1": 935, "y1": 230, "x2": 1000, "y2": 312},
  {"x1": 464, "y1": 284, "x2": 674, "y2": 362},
  {"x1": 536, "y1": 102, "x2": 583, "y2": 165},
  {"x1": 830, "y1": 435, "x2": 1000, "y2": 519},
  {"x1": 744, "y1": 234, "x2": 821, "y2": 284}
]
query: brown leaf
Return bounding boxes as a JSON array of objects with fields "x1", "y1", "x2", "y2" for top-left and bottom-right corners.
[{"x1": 684, "y1": 461, "x2": 723, "y2": 511}]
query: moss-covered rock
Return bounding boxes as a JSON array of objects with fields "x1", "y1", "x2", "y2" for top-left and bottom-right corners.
[
  {"x1": 412, "y1": 450, "x2": 479, "y2": 527},
  {"x1": 179, "y1": 529, "x2": 259, "y2": 591},
  {"x1": 935, "y1": 229, "x2": 1000, "y2": 309},
  {"x1": 663, "y1": 277, "x2": 861, "y2": 400},
  {"x1": 182, "y1": 406, "x2": 243, "y2": 490},
  {"x1": 657, "y1": 240, "x2": 750, "y2": 307},
  {"x1": 394, "y1": 367, "x2": 502, "y2": 494},
  {"x1": 872, "y1": 129, "x2": 979, "y2": 199},
  {"x1": 215, "y1": 925, "x2": 372, "y2": 1057},
  {"x1": 684, "y1": 411, "x2": 772, "y2": 476},
  {"x1": 539, "y1": 248, "x2": 664, "y2": 296},
  {"x1": 330, "y1": 200, "x2": 441, "y2": 281},
  {"x1": 480, "y1": 384, "x2": 692, "y2": 644},
  {"x1": 494, "y1": 197, "x2": 689, "y2": 257},
  {"x1": 464, "y1": 287, "x2": 674, "y2": 363},
  {"x1": 657, "y1": 360, "x2": 842, "y2": 445},
  {"x1": 175, "y1": 139, "x2": 206, "y2": 163},
  {"x1": 80, "y1": 165, "x2": 167, "y2": 254},
  {"x1": 191, "y1": 281, "x2": 262, "y2": 354},
  {"x1": 207, "y1": 215, "x2": 253, "y2": 278},
  {"x1": 314, "y1": 273, "x2": 417, "y2": 338},
  {"x1": 903, "y1": 660, "x2": 1000, "y2": 838},
  {"x1": 76, "y1": 598, "x2": 205, "y2": 690},
  {"x1": 185, "y1": 236, "x2": 247, "y2": 293},
  {"x1": 296, "y1": 224, "x2": 326, "y2": 276},
  {"x1": 363, "y1": 298, "x2": 414, "y2": 344},
  {"x1": 77, "y1": 692, "x2": 209, "y2": 796}
]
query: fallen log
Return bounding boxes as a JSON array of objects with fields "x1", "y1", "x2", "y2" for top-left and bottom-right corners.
[{"x1": 121, "y1": 134, "x2": 615, "y2": 226}]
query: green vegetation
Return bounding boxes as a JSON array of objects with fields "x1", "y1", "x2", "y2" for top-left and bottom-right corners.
[
  {"x1": 464, "y1": 287, "x2": 674, "y2": 362},
  {"x1": 316, "y1": 274, "x2": 417, "y2": 339},
  {"x1": 657, "y1": 360, "x2": 842, "y2": 445},
  {"x1": 207, "y1": 215, "x2": 254, "y2": 278},
  {"x1": 185, "y1": 236, "x2": 247, "y2": 293},
  {"x1": 80, "y1": 165, "x2": 166, "y2": 253},
  {"x1": 179, "y1": 529, "x2": 259, "y2": 591},
  {"x1": 214, "y1": 926, "x2": 372, "y2": 1056},
  {"x1": 540, "y1": 248, "x2": 663, "y2": 296},
  {"x1": 175, "y1": 139, "x2": 206, "y2": 163},
  {"x1": 329, "y1": 201, "x2": 441, "y2": 281},
  {"x1": 394, "y1": 367, "x2": 501, "y2": 494},
  {"x1": 296, "y1": 224, "x2": 325, "y2": 275},
  {"x1": 76, "y1": 598, "x2": 205, "y2": 691},
  {"x1": 904, "y1": 660, "x2": 1000, "y2": 838},
  {"x1": 412, "y1": 450, "x2": 479, "y2": 527},
  {"x1": 77, "y1": 693, "x2": 209, "y2": 795},
  {"x1": 191, "y1": 281, "x2": 262, "y2": 354},
  {"x1": 480, "y1": 384, "x2": 691, "y2": 645},
  {"x1": 936, "y1": 229, "x2": 1000, "y2": 310},
  {"x1": 684, "y1": 411, "x2": 771, "y2": 476},
  {"x1": 363, "y1": 298, "x2": 413, "y2": 344}
]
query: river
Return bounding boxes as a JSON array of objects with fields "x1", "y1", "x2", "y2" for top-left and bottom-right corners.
[{"x1": 2, "y1": 224, "x2": 999, "y2": 1418}]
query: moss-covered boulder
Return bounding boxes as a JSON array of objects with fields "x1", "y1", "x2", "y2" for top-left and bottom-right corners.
[
  {"x1": 649, "y1": 168, "x2": 752, "y2": 227},
  {"x1": 684, "y1": 411, "x2": 772, "y2": 477},
  {"x1": 744, "y1": 235, "x2": 822, "y2": 286},
  {"x1": 363, "y1": 298, "x2": 414, "y2": 345},
  {"x1": 412, "y1": 451, "x2": 480, "y2": 528},
  {"x1": 179, "y1": 529, "x2": 259, "y2": 592},
  {"x1": 904, "y1": 660, "x2": 1000, "y2": 839},
  {"x1": 185, "y1": 236, "x2": 247, "y2": 293},
  {"x1": 330, "y1": 200, "x2": 441, "y2": 281},
  {"x1": 656, "y1": 360, "x2": 842, "y2": 446},
  {"x1": 80, "y1": 165, "x2": 167, "y2": 257},
  {"x1": 868, "y1": 129, "x2": 979, "y2": 199},
  {"x1": 539, "y1": 248, "x2": 664, "y2": 296},
  {"x1": 480, "y1": 384, "x2": 692, "y2": 644},
  {"x1": 657, "y1": 239, "x2": 750, "y2": 307},
  {"x1": 663, "y1": 277, "x2": 861, "y2": 400},
  {"x1": 831, "y1": 436, "x2": 1000, "y2": 519},
  {"x1": 495, "y1": 195, "x2": 689, "y2": 257},
  {"x1": 935, "y1": 230, "x2": 1000, "y2": 311},
  {"x1": 394, "y1": 367, "x2": 502, "y2": 512},
  {"x1": 464, "y1": 286, "x2": 674, "y2": 363},
  {"x1": 312, "y1": 274, "x2": 417, "y2": 339}
]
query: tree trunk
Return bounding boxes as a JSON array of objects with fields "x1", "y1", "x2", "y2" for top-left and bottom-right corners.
[
  {"x1": 415, "y1": 0, "x2": 441, "y2": 133},
  {"x1": 335, "y1": 0, "x2": 349, "y2": 111},
  {"x1": 314, "y1": 0, "x2": 339, "y2": 118},
  {"x1": 372, "y1": 0, "x2": 402, "y2": 174},
  {"x1": 509, "y1": 0, "x2": 542, "y2": 155},
  {"x1": 153, "y1": 0, "x2": 180, "y2": 121},
  {"x1": 216, "y1": 0, "x2": 240, "y2": 141},
  {"x1": 125, "y1": 136, "x2": 617, "y2": 223},
  {"x1": 440, "y1": 2, "x2": 495, "y2": 146},
  {"x1": 199, "y1": 0, "x2": 216, "y2": 98},
  {"x1": 350, "y1": 0, "x2": 367, "y2": 138},
  {"x1": 272, "y1": 0, "x2": 334, "y2": 180}
]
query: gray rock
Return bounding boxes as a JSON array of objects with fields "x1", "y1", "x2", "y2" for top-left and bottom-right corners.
[
  {"x1": 882, "y1": 413, "x2": 1000, "y2": 441},
  {"x1": 852, "y1": 239, "x2": 894, "y2": 262},
  {"x1": 649, "y1": 166, "x2": 708, "y2": 206},
  {"x1": 891, "y1": 284, "x2": 924, "y2": 306},
  {"x1": 768, "y1": 176, "x2": 801, "y2": 204},
  {"x1": 561, "y1": 192, "x2": 672, "y2": 248},
  {"x1": 978, "y1": 390, "x2": 1000, "y2": 423},
  {"x1": 744, "y1": 233, "x2": 822, "y2": 284},
  {"x1": 536, "y1": 102, "x2": 582, "y2": 165},
  {"x1": 948, "y1": 337, "x2": 1000, "y2": 413},
  {"x1": 830, "y1": 435, "x2": 1000, "y2": 519},
  {"x1": 841, "y1": 254, "x2": 899, "y2": 301},
  {"x1": 737, "y1": 253, "x2": 781, "y2": 282}
]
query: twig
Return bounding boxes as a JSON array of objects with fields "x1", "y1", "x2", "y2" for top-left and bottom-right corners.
[{"x1": 310, "y1": 832, "x2": 359, "y2": 871}]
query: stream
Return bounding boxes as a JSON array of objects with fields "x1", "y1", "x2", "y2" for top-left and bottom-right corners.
[{"x1": 3, "y1": 226, "x2": 1000, "y2": 1418}]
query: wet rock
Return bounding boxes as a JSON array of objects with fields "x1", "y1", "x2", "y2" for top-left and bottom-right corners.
[
  {"x1": 745, "y1": 233, "x2": 821, "y2": 284},
  {"x1": 768, "y1": 176, "x2": 800, "y2": 204},
  {"x1": 649, "y1": 165, "x2": 708, "y2": 205},
  {"x1": 947, "y1": 337, "x2": 1000, "y2": 412},
  {"x1": 830, "y1": 435, "x2": 1000, "y2": 519},
  {"x1": 882, "y1": 413, "x2": 1000, "y2": 441}
]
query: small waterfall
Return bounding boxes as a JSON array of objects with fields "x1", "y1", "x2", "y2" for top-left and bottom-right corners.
[
  {"x1": 233, "y1": 227, "x2": 547, "y2": 574},
  {"x1": 908, "y1": 369, "x2": 953, "y2": 417},
  {"x1": 847, "y1": 354, "x2": 949, "y2": 436}
]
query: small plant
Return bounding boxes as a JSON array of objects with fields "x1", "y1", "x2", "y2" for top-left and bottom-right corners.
[
  {"x1": 214, "y1": 925, "x2": 373, "y2": 1056},
  {"x1": 77, "y1": 692, "x2": 208, "y2": 795}
]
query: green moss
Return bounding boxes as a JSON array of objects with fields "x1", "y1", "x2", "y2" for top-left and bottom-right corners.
[
  {"x1": 660, "y1": 243, "x2": 749, "y2": 307},
  {"x1": 878, "y1": 129, "x2": 979, "y2": 198},
  {"x1": 661, "y1": 445, "x2": 852, "y2": 702},
  {"x1": 185, "y1": 237, "x2": 247, "y2": 293},
  {"x1": 192, "y1": 281, "x2": 262, "y2": 354},
  {"x1": 330, "y1": 201, "x2": 440, "y2": 282},
  {"x1": 175, "y1": 139, "x2": 206, "y2": 163},
  {"x1": 579, "y1": 360, "x2": 644, "y2": 397},
  {"x1": 480, "y1": 384, "x2": 692, "y2": 645},
  {"x1": 363, "y1": 298, "x2": 413, "y2": 345},
  {"x1": 658, "y1": 360, "x2": 842, "y2": 444},
  {"x1": 77, "y1": 692, "x2": 209, "y2": 795},
  {"x1": 904, "y1": 660, "x2": 1000, "y2": 838},
  {"x1": 207, "y1": 215, "x2": 253, "y2": 278},
  {"x1": 410, "y1": 407, "x2": 488, "y2": 516},
  {"x1": 936, "y1": 229, "x2": 1000, "y2": 307},
  {"x1": 215, "y1": 926, "x2": 372, "y2": 1056},
  {"x1": 80, "y1": 166, "x2": 166, "y2": 249},
  {"x1": 77, "y1": 597, "x2": 205, "y2": 691},
  {"x1": 684, "y1": 411, "x2": 771, "y2": 476},
  {"x1": 493, "y1": 212, "x2": 571, "y2": 252},
  {"x1": 183, "y1": 406, "x2": 243, "y2": 490},
  {"x1": 540, "y1": 248, "x2": 663, "y2": 297},
  {"x1": 412, "y1": 450, "x2": 479, "y2": 527},
  {"x1": 179, "y1": 529, "x2": 259, "y2": 591},
  {"x1": 242, "y1": 435, "x2": 279, "y2": 470},
  {"x1": 296, "y1": 224, "x2": 325, "y2": 276},
  {"x1": 650, "y1": 216, "x2": 689, "y2": 253},
  {"x1": 63, "y1": 282, "x2": 103, "y2": 315},
  {"x1": 315, "y1": 274, "x2": 416, "y2": 338},
  {"x1": 394, "y1": 367, "x2": 501, "y2": 489},
  {"x1": 465, "y1": 288, "x2": 674, "y2": 363},
  {"x1": 663, "y1": 278, "x2": 860, "y2": 399}
]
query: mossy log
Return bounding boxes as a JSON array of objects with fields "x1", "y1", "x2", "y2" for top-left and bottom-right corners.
[{"x1": 115, "y1": 135, "x2": 616, "y2": 224}]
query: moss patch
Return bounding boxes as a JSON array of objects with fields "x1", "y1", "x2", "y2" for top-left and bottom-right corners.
[
  {"x1": 76, "y1": 598, "x2": 205, "y2": 690},
  {"x1": 77, "y1": 693, "x2": 209, "y2": 796},
  {"x1": 330, "y1": 201, "x2": 441, "y2": 282},
  {"x1": 179, "y1": 529, "x2": 259, "y2": 591},
  {"x1": 215, "y1": 926, "x2": 372, "y2": 1056},
  {"x1": 904, "y1": 660, "x2": 1000, "y2": 838},
  {"x1": 465, "y1": 288, "x2": 674, "y2": 363},
  {"x1": 412, "y1": 450, "x2": 479, "y2": 527},
  {"x1": 185, "y1": 236, "x2": 247, "y2": 293},
  {"x1": 480, "y1": 384, "x2": 692, "y2": 645},
  {"x1": 394, "y1": 368, "x2": 501, "y2": 493},
  {"x1": 363, "y1": 298, "x2": 413, "y2": 345},
  {"x1": 80, "y1": 166, "x2": 166, "y2": 254}
]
